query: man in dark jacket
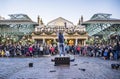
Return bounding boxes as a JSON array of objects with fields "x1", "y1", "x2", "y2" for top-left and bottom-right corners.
[
  {"x1": 58, "y1": 31, "x2": 65, "y2": 56},
  {"x1": 114, "y1": 41, "x2": 120, "y2": 60},
  {"x1": 116, "y1": 41, "x2": 120, "y2": 59}
]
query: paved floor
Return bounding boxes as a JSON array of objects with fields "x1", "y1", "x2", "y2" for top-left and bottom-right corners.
[{"x1": 0, "y1": 55, "x2": 120, "y2": 79}]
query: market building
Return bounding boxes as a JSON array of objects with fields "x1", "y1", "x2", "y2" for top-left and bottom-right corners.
[
  {"x1": 83, "y1": 13, "x2": 120, "y2": 44},
  {"x1": 32, "y1": 16, "x2": 88, "y2": 46},
  {"x1": 0, "y1": 14, "x2": 37, "y2": 44}
]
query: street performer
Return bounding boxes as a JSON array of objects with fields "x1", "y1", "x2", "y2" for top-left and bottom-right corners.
[{"x1": 58, "y1": 31, "x2": 65, "y2": 56}]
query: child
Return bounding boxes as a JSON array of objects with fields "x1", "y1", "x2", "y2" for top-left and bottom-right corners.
[
  {"x1": 103, "y1": 49, "x2": 108, "y2": 60},
  {"x1": 5, "y1": 49, "x2": 10, "y2": 57},
  {"x1": 110, "y1": 52, "x2": 113, "y2": 60},
  {"x1": 1, "y1": 50, "x2": 5, "y2": 57}
]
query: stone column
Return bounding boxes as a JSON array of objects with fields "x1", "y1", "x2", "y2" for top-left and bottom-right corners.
[
  {"x1": 83, "y1": 39, "x2": 86, "y2": 46},
  {"x1": 43, "y1": 38, "x2": 45, "y2": 44},
  {"x1": 75, "y1": 38, "x2": 78, "y2": 46},
  {"x1": 54, "y1": 38, "x2": 56, "y2": 42}
]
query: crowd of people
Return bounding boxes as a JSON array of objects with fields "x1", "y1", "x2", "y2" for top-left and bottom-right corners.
[{"x1": 0, "y1": 41, "x2": 120, "y2": 60}]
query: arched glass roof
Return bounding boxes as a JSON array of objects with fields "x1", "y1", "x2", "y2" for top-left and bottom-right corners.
[
  {"x1": 90, "y1": 13, "x2": 112, "y2": 20},
  {"x1": 9, "y1": 14, "x2": 31, "y2": 20}
]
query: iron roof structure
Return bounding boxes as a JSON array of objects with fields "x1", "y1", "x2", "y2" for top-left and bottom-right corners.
[
  {"x1": 82, "y1": 13, "x2": 120, "y2": 39},
  {"x1": 0, "y1": 14, "x2": 37, "y2": 24},
  {"x1": 0, "y1": 14, "x2": 38, "y2": 37}
]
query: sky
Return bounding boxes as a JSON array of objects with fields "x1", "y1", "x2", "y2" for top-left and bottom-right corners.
[{"x1": 0, "y1": 0, "x2": 119, "y2": 25}]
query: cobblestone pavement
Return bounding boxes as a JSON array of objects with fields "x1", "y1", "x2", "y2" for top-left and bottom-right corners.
[{"x1": 0, "y1": 55, "x2": 120, "y2": 79}]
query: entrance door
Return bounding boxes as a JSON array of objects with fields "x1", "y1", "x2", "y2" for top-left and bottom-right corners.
[
  {"x1": 78, "y1": 39, "x2": 82, "y2": 45},
  {"x1": 35, "y1": 39, "x2": 43, "y2": 44},
  {"x1": 67, "y1": 39, "x2": 75, "y2": 46},
  {"x1": 78, "y1": 39, "x2": 85, "y2": 46},
  {"x1": 45, "y1": 39, "x2": 53, "y2": 45}
]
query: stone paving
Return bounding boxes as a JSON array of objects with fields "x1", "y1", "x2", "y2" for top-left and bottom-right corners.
[{"x1": 0, "y1": 55, "x2": 120, "y2": 79}]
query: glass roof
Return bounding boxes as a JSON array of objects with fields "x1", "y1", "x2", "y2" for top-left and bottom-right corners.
[
  {"x1": 90, "y1": 13, "x2": 112, "y2": 20},
  {"x1": 9, "y1": 14, "x2": 31, "y2": 20}
]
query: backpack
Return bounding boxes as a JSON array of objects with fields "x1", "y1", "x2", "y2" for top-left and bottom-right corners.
[{"x1": 77, "y1": 46, "x2": 80, "y2": 51}]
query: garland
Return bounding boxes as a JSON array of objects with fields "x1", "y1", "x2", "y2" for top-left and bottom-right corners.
[
  {"x1": 66, "y1": 30, "x2": 76, "y2": 35},
  {"x1": 44, "y1": 31, "x2": 54, "y2": 35},
  {"x1": 77, "y1": 31, "x2": 86, "y2": 35},
  {"x1": 34, "y1": 31, "x2": 43, "y2": 35}
]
